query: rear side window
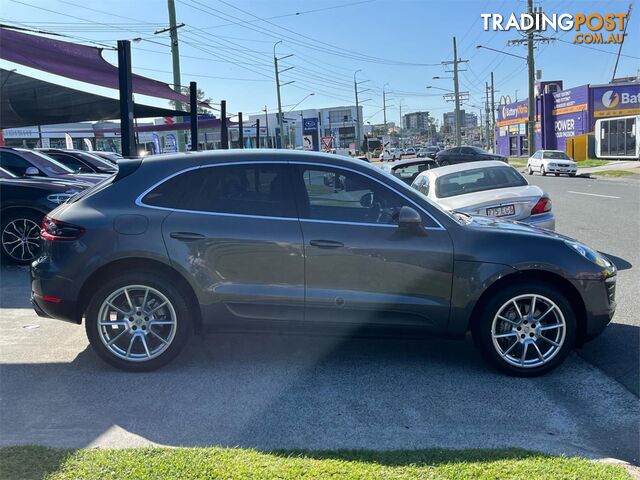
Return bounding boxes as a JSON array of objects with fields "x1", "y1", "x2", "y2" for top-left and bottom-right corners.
[
  {"x1": 143, "y1": 164, "x2": 296, "y2": 218},
  {"x1": 47, "y1": 153, "x2": 88, "y2": 172}
]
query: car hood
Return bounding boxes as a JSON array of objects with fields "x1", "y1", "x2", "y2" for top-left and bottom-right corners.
[
  {"x1": 465, "y1": 214, "x2": 570, "y2": 239},
  {"x1": 437, "y1": 185, "x2": 543, "y2": 211}
]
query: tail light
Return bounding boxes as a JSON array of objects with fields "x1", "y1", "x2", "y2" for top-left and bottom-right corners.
[
  {"x1": 41, "y1": 216, "x2": 85, "y2": 241},
  {"x1": 531, "y1": 197, "x2": 552, "y2": 215}
]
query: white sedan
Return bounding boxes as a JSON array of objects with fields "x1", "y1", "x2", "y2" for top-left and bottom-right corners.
[
  {"x1": 527, "y1": 150, "x2": 578, "y2": 177},
  {"x1": 411, "y1": 160, "x2": 555, "y2": 230}
]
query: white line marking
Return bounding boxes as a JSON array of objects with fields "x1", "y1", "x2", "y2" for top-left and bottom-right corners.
[{"x1": 567, "y1": 191, "x2": 620, "y2": 199}]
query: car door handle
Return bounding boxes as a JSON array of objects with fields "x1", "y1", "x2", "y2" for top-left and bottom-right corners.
[
  {"x1": 309, "y1": 239, "x2": 344, "y2": 249},
  {"x1": 169, "y1": 232, "x2": 205, "y2": 241}
]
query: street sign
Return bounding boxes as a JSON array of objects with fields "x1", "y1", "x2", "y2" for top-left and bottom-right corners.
[
  {"x1": 321, "y1": 136, "x2": 333, "y2": 151},
  {"x1": 302, "y1": 134, "x2": 313, "y2": 150}
]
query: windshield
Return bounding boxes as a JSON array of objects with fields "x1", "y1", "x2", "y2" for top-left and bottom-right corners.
[
  {"x1": 436, "y1": 166, "x2": 527, "y2": 199},
  {"x1": 17, "y1": 149, "x2": 75, "y2": 175},
  {"x1": 469, "y1": 146, "x2": 487, "y2": 154},
  {"x1": 74, "y1": 152, "x2": 118, "y2": 172},
  {"x1": 543, "y1": 151, "x2": 570, "y2": 160}
]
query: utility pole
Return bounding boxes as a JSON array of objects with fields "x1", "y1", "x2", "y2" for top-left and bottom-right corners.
[
  {"x1": 611, "y1": 3, "x2": 632, "y2": 82},
  {"x1": 399, "y1": 100, "x2": 403, "y2": 147},
  {"x1": 166, "y1": 0, "x2": 184, "y2": 152},
  {"x1": 485, "y1": 83, "x2": 491, "y2": 151},
  {"x1": 263, "y1": 105, "x2": 270, "y2": 148},
  {"x1": 220, "y1": 100, "x2": 228, "y2": 149},
  {"x1": 382, "y1": 85, "x2": 387, "y2": 134},
  {"x1": 441, "y1": 37, "x2": 468, "y2": 147},
  {"x1": 255, "y1": 118, "x2": 260, "y2": 148},
  {"x1": 273, "y1": 41, "x2": 294, "y2": 149},
  {"x1": 490, "y1": 71, "x2": 496, "y2": 152},
  {"x1": 354, "y1": 70, "x2": 369, "y2": 154},
  {"x1": 238, "y1": 112, "x2": 244, "y2": 149}
]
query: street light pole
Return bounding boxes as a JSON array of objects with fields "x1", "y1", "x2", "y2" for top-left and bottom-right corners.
[
  {"x1": 354, "y1": 70, "x2": 362, "y2": 154},
  {"x1": 452, "y1": 36, "x2": 462, "y2": 147},
  {"x1": 526, "y1": 0, "x2": 536, "y2": 155}
]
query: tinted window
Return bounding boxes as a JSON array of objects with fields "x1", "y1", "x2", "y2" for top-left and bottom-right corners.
[
  {"x1": 0, "y1": 151, "x2": 33, "y2": 176},
  {"x1": 47, "y1": 153, "x2": 89, "y2": 172},
  {"x1": 298, "y1": 166, "x2": 409, "y2": 225},
  {"x1": 18, "y1": 150, "x2": 73, "y2": 175},
  {"x1": 143, "y1": 164, "x2": 295, "y2": 218},
  {"x1": 392, "y1": 161, "x2": 435, "y2": 182},
  {"x1": 0, "y1": 167, "x2": 16, "y2": 179},
  {"x1": 461, "y1": 147, "x2": 476, "y2": 154},
  {"x1": 436, "y1": 166, "x2": 527, "y2": 198},
  {"x1": 411, "y1": 174, "x2": 430, "y2": 196},
  {"x1": 543, "y1": 151, "x2": 570, "y2": 160}
]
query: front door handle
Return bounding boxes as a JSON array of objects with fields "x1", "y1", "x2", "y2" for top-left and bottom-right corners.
[
  {"x1": 170, "y1": 232, "x2": 205, "y2": 241},
  {"x1": 309, "y1": 239, "x2": 344, "y2": 249}
]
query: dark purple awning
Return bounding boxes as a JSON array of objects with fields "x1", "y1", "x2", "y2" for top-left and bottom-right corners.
[{"x1": 0, "y1": 27, "x2": 192, "y2": 105}]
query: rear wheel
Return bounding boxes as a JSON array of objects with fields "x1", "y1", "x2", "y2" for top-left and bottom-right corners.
[
  {"x1": 85, "y1": 272, "x2": 192, "y2": 371},
  {"x1": 1, "y1": 210, "x2": 43, "y2": 265},
  {"x1": 440, "y1": 160, "x2": 450, "y2": 166},
  {"x1": 472, "y1": 282, "x2": 576, "y2": 376}
]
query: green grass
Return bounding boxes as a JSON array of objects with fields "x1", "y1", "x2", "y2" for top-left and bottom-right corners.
[
  {"x1": 0, "y1": 446, "x2": 631, "y2": 480},
  {"x1": 508, "y1": 158, "x2": 528, "y2": 166},
  {"x1": 593, "y1": 169, "x2": 640, "y2": 178},
  {"x1": 577, "y1": 159, "x2": 611, "y2": 168}
]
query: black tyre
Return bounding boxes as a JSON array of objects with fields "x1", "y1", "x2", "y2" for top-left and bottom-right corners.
[
  {"x1": 85, "y1": 272, "x2": 192, "y2": 372},
  {"x1": 472, "y1": 281, "x2": 576, "y2": 377},
  {"x1": 569, "y1": 173, "x2": 576, "y2": 177},
  {"x1": 527, "y1": 164, "x2": 534, "y2": 175},
  {"x1": 1, "y1": 210, "x2": 43, "y2": 265},
  {"x1": 440, "y1": 160, "x2": 450, "y2": 166},
  {"x1": 541, "y1": 165, "x2": 547, "y2": 176},
  {"x1": 554, "y1": 173, "x2": 559, "y2": 177}
]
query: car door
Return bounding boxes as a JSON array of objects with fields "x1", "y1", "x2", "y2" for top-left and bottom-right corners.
[
  {"x1": 292, "y1": 162, "x2": 454, "y2": 331},
  {"x1": 157, "y1": 162, "x2": 305, "y2": 323}
]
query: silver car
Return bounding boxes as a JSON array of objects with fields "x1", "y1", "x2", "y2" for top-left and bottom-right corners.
[{"x1": 411, "y1": 160, "x2": 555, "y2": 230}]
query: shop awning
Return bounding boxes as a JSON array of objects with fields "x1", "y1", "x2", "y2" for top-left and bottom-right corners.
[{"x1": 1, "y1": 69, "x2": 188, "y2": 128}]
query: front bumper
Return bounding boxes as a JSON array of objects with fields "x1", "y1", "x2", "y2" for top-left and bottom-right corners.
[
  {"x1": 547, "y1": 164, "x2": 577, "y2": 174},
  {"x1": 573, "y1": 274, "x2": 617, "y2": 344}
]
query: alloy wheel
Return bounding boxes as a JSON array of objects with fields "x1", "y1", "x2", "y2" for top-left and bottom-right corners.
[
  {"x1": 97, "y1": 285, "x2": 177, "y2": 362},
  {"x1": 491, "y1": 294, "x2": 566, "y2": 369},
  {"x1": 2, "y1": 218, "x2": 41, "y2": 262}
]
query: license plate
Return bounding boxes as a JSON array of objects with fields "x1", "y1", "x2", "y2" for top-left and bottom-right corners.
[{"x1": 487, "y1": 204, "x2": 515, "y2": 217}]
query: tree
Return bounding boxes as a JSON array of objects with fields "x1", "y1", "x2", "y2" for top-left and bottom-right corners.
[{"x1": 170, "y1": 88, "x2": 213, "y2": 114}]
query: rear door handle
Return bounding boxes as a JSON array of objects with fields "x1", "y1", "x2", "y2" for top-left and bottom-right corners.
[
  {"x1": 309, "y1": 239, "x2": 344, "y2": 249},
  {"x1": 170, "y1": 232, "x2": 205, "y2": 241}
]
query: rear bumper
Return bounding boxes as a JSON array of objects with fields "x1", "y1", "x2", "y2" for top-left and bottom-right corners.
[
  {"x1": 31, "y1": 256, "x2": 82, "y2": 324},
  {"x1": 522, "y1": 212, "x2": 556, "y2": 230}
]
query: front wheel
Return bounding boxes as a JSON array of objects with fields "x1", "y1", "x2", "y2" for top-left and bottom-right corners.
[
  {"x1": 440, "y1": 160, "x2": 450, "y2": 166},
  {"x1": 472, "y1": 282, "x2": 576, "y2": 376},
  {"x1": 554, "y1": 173, "x2": 559, "y2": 177},
  {"x1": 85, "y1": 272, "x2": 192, "y2": 371},
  {"x1": 541, "y1": 165, "x2": 547, "y2": 176},
  {"x1": 569, "y1": 173, "x2": 576, "y2": 177},
  {"x1": 527, "y1": 164, "x2": 534, "y2": 175}
]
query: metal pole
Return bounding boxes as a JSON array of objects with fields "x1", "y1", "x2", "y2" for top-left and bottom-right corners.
[
  {"x1": 255, "y1": 118, "x2": 260, "y2": 148},
  {"x1": 274, "y1": 42, "x2": 284, "y2": 149},
  {"x1": 220, "y1": 100, "x2": 228, "y2": 149},
  {"x1": 485, "y1": 82, "x2": 491, "y2": 151},
  {"x1": 167, "y1": 0, "x2": 184, "y2": 152},
  {"x1": 453, "y1": 36, "x2": 462, "y2": 147},
  {"x1": 382, "y1": 86, "x2": 387, "y2": 133},
  {"x1": 238, "y1": 112, "x2": 244, "y2": 149},
  {"x1": 189, "y1": 81, "x2": 198, "y2": 151},
  {"x1": 117, "y1": 40, "x2": 136, "y2": 158},
  {"x1": 490, "y1": 71, "x2": 496, "y2": 152},
  {"x1": 526, "y1": 0, "x2": 536, "y2": 155},
  {"x1": 354, "y1": 70, "x2": 361, "y2": 154},
  {"x1": 399, "y1": 101, "x2": 402, "y2": 147},
  {"x1": 612, "y1": 4, "x2": 632, "y2": 82},
  {"x1": 264, "y1": 106, "x2": 271, "y2": 148}
]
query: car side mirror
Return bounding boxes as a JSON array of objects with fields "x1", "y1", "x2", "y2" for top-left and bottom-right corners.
[
  {"x1": 360, "y1": 192, "x2": 374, "y2": 208},
  {"x1": 25, "y1": 166, "x2": 40, "y2": 176},
  {"x1": 398, "y1": 206, "x2": 423, "y2": 232}
]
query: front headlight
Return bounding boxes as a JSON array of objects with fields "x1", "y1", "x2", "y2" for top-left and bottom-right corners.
[
  {"x1": 565, "y1": 240, "x2": 611, "y2": 268},
  {"x1": 46, "y1": 192, "x2": 77, "y2": 204},
  {"x1": 549, "y1": 162, "x2": 557, "y2": 167}
]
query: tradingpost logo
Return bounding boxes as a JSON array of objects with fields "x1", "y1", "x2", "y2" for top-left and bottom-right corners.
[
  {"x1": 481, "y1": 12, "x2": 628, "y2": 44},
  {"x1": 601, "y1": 91, "x2": 620, "y2": 109}
]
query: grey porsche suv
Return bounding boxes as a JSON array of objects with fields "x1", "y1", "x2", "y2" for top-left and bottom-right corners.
[{"x1": 31, "y1": 150, "x2": 617, "y2": 375}]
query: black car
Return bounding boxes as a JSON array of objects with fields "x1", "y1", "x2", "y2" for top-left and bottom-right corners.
[
  {"x1": 418, "y1": 146, "x2": 441, "y2": 159},
  {"x1": 38, "y1": 149, "x2": 118, "y2": 175},
  {"x1": 382, "y1": 158, "x2": 440, "y2": 184},
  {"x1": 436, "y1": 146, "x2": 507, "y2": 166},
  {"x1": 32, "y1": 150, "x2": 616, "y2": 376},
  {"x1": 0, "y1": 167, "x2": 88, "y2": 264},
  {"x1": 91, "y1": 151, "x2": 123, "y2": 164},
  {"x1": 0, "y1": 147, "x2": 107, "y2": 185}
]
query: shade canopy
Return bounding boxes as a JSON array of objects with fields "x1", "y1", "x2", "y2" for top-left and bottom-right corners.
[
  {"x1": 1, "y1": 69, "x2": 187, "y2": 128},
  {"x1": 0, "y1": 27, "x2": 193, "y2": 105}
]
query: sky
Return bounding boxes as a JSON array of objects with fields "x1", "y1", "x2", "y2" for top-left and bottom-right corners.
[{"x1": 1, "y1": 0, "x2": 638, "y2": 125}]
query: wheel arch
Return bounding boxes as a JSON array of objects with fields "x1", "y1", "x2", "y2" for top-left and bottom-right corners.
[
  {"x1": 467, "y1": 269, "x2": 588, "y2": 346},
  {"x1": 77, "y1": 257, "x2": 203, "y2": 332}
]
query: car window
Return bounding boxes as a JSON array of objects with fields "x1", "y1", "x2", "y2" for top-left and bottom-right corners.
[
  {"x1": 461, "y1": 147, "x2": 476, "y2": 154},
  {"x1": 411, "y1": 174, "x2": 430, "y2": 196},
  {"x1": 0, "y1": 151, "x2": 34, "y2": 176},
  {"x1": 46, "y1": 153, "x2": 89, "y2": 172},
  {"x1": 20, "y1": 150, "x2": 74, "y2": 175},
  {"x1": 436, "y1": 166, "x2": 527, "y2": 198},
  {"x1": 543, "y1": 151, "x2": 570, "y2": 160},
  {"x1": 298, "y1": 166, "x2": 412, "y2": 226},
  {"x1": 0, "y1": 166, "x2": 17, "y2": 179},
  {"x1": 392, "y1": 162, "x2": 435, "y2": 181},
  {"x1": 143, "y1": 164, "x2": 295, "y2": 218},
  {"x1": 447, "y1": 147, "x2": 460, "y2": 154},
  {"x1": 75, "y1": 152, "x2": 118, "y2": 172}
]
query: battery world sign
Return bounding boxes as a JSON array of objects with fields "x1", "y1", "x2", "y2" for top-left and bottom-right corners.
[{"x1": 592, "y1": 84, "x2": 640, "y2": 118}]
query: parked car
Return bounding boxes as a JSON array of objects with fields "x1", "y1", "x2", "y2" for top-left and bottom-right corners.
[
  {"x1": 411, "y1": 161, "x2": 555, "y2": 230},
  {"x1": 381, "y1": 158, "x2": 440, "y2": 184},
  {"x1": 32, "y1": 151, "x2": 616, "y2": 376},
  {"x1": 402, "y1": 148, "x2": 416, "y2": 157},
  {"x1": 38, "y1": 148, "x2": 118, "y2": 175},
  {"x1": 0, "y1": 167, "x2": 87, "y2": 264},
  {"x1": 418, "y1": 146, "x2": 441, "y2": 159},
  {"x1": 0, "y1": 147, "x2": 107, "y2": 185},
  {"x1": 86, "y1": 150, "x2": 123, "y2": 164},
  {"x1": 436, "y1": 146, "x2": 507, "y2": 166},
  {"x1": 379, "y1": 148, "x2": 402, "y2": 161},
  {"x1": 527, "y1": 150, "x2": 578, "y2": 177}
]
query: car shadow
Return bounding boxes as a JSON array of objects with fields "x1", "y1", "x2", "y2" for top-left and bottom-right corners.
[
  {"x1": 599, "y1": 252, "x2": 632, "y2": 271},
  {"x1": 1, "y1": 329, "x2": 638, "y2": 464}
]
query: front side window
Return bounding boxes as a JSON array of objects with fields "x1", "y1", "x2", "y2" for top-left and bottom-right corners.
[
  {"x1": 0, "y1": 151, "x2": 33, "y2": 176},
  {"x1": 436, "y1": 166, "x2": 527, "y2": 198},
  {"x1": 143, "y1": 163, "x2": 295, "y2": 218},
  {"x1": 47, "y1": 153, "x2": 89, "y2": 172},
  {"x1": 19, "y1": 150, "x2": 74, "y2": 175},
  {"x1": 298, "y1": 166, "x2": 411, "y2": 226}
]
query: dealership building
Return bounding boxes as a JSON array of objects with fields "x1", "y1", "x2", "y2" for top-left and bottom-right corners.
[{"x1": 495, "y1": 79, "x2": 639, "y2": 158}]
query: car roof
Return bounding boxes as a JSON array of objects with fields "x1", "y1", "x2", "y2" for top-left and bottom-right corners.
[
  {"x1": 423, "y1": 160, "x2": 512, "y2": 177},
  {"x1": 389, "y1": 158, "x2": 437, "y2": 168}
]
